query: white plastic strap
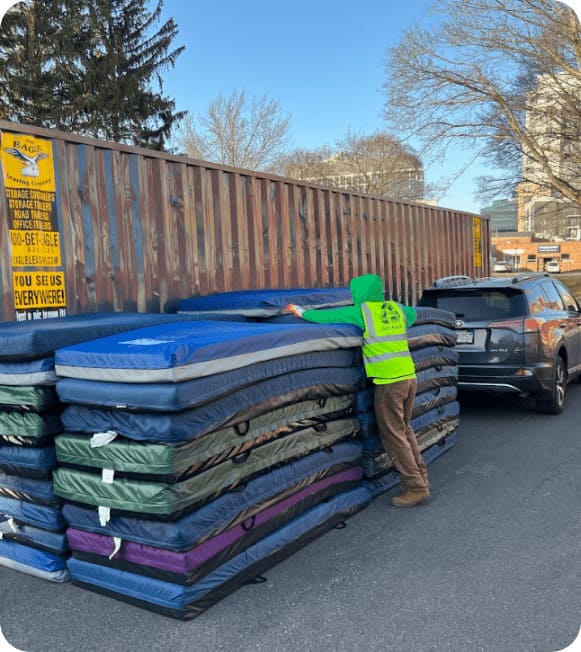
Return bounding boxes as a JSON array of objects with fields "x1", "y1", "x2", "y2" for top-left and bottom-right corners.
[
  {"x1": 101, "y1": 468, "x2": 115, "y2": 484},
  {"x1": 8, "y1": 517, "x2": 18, "y2": 532},
  {"x1": 109, "y1": 537, "x2": 122, "y2": 560},
  {"x1": 90, "y1": 431, "x2": 118, "y2": 448},
  {"x1": 98, "y1": 506, "x2": 111, "y2": 527}
]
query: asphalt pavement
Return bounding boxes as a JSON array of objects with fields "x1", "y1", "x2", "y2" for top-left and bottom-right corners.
[{"x1": 1, "y1": 386, "x2": 580, "y2": 652}]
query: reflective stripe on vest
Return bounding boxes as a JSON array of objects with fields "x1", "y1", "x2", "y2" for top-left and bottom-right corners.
[{"x1": 361, "y1": 301, "x2": 416, "y2": 383}]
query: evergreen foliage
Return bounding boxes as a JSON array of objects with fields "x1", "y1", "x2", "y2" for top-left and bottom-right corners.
[{"x1": 0, "y1": 0, "x2": 184, "y2": 150}]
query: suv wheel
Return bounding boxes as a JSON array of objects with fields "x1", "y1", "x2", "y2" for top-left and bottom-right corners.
[{"x1": 536, "y1": 357, "x2": 567, "y2": 414}]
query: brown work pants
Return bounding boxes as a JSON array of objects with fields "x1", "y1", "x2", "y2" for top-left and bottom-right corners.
[{"x1": 373, "y1": 379, "x2": 428, "y2": 491}]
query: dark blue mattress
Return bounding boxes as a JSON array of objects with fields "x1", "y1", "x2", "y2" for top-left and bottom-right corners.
[
  {"x1": 408, "y1": 324, "x2": 457, "y2": 350},
  {"x1": 0, "y1": 471, "x2": 59, "y2": 505},
  {"x1": 0, "y1": 312, "x2": 190, "y2": 361},
  {"x1": 416, "y1": 365, "x2": 458, "y2": 394},
  {"x1": 56, "y1": 349, "x2": 360, "y2": 411},
  {"x1": 0, "y1": 517, "x2": 69, "y2": 555},
  {"x1": 0, "y1": 538, "x2": 69, "y2": 581},
  {"x1": 0, "y1": 357, "x2": 57, "y2": 386},
  {"x1": 410, "y1": 345, "x2": 458, "y2": 371},
  {"x1": 0, "y1": 444, "x2": 57, "y2": 477},
  {"x1": 60, "y1": 366, "x2": 366, "y2": 443},
  {"x1": 413, "y1": 307, "x2": 456, "y2": 328},
  {"x1": 0, "y1": 495, "x2": 66, "y2": 531},
  {"x1": 61, "y1": 441, "x2": 364, "y2": 550},
  {"x1": 67, "y1": 485, "x2": 370, "y2": 618},
  {"x1": 55, "y1": 320, "x2": 362, "y2": 383},
  {"x1": 177, "y1": 288, "x2": 353, "y2": 316}
]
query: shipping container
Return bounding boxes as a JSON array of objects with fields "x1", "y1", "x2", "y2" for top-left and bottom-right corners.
[{"x1": 0, "y1": 121, "x2": 488, "y2": 322}]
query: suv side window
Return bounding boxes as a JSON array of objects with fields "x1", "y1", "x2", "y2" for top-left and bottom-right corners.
[
  {"x1": 539, "y1": 281, "x2": 566, "y2": 311},
  {"x1": 553, "y1": 281, "x2": 580, "y2": 312}
]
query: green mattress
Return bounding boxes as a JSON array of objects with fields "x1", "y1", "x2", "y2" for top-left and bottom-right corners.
[
  {"x1": 0, "y1": 385, "x2": 59, "y2": 411},
  {"x1": 0, "y1": 411, "x2": 62, "y2": 438},
  {"x1": 54, "y1": 395, "x2": 355, "y2": 481},
  {"x1": 52, "y1": 417, "x2": 358, "y2": 518}
]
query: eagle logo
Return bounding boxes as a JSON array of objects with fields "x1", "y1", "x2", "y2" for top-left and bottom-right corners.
[{"x1": 3, "y1": 147, "x2": 49, "y2": 178}]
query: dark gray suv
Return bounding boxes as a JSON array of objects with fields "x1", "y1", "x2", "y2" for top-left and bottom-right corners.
[{"x1": 418, "y1": 272, "x2": 581, "y2": 414}]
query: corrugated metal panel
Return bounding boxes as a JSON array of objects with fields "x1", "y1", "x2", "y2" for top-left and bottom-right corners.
[{"x1": 0, "y1": 120, "x2": 488, "y2": 322}]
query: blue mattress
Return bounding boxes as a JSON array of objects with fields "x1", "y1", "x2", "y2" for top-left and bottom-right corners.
[
  {"x1": 0, "y1": 444, "x2": 57, "y2": 477},
  {"x1": 413, "y1": 307, "x2": 455, "y2": 328},
  {"x1": 67, "y1": 485, "x2": 370, "y2": 618},
  {"x1": 60, "y1": 366, "x2": 365, "y2": 443},
  {"x1": 0, "y1": 517, "x2": 69, "y2": 555},
  {"x1": 410, "y1": 346, "x2": 458, "y2": 371},
  {"x1": 61, "y1": 441, "x2": 364, "y2": 551},
  {"x1": 0, "y1": 538, "x2": 69, "y2": 581},
  {"x1": 177, "y1": 288, "x2": 353, "y2": 317},
  {"x1": 0, "y1": 357, "x2": 57, "y2": 386},
  {"x1": 0, "y1": 471, "x2": 60, "y2": 505},
  {"x1": 0, "y1": 312, "x2": 190, "y2": 361},
  {"x1": 55, "y1": 320, "x2": 362, "y2": 383},
  {"x1": 0, "y1": 495, "x2": 66, "y2": 531},
  {"x1": 416, "y1": 365, "x2": 458, "y2": 394},
  {"x1": 408, "y1": 324, "x2": 457, "y2": 350},
  {"x1": 55, "y1": 349, "x2": 359, "y2": 411}
]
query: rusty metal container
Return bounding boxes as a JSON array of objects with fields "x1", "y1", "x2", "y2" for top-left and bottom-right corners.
[{"x1": 0, "y1": 121, "x2": 488, "y2": 322}]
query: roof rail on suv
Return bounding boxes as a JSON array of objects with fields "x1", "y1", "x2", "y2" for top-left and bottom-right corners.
[
  {"x1": 431, "y1": 275, "x2": 474, "y2": 289},
  {"x1": 511, "y1": 272, "x2": 550, "y2": 284}
]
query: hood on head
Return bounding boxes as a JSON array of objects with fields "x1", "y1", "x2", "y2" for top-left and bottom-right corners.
[{"x1": 349, "y1": 274, "x2": 385, "y2": 305}]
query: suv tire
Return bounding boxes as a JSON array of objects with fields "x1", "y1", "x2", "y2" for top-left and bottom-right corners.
[{"x1": 536, "y1": 357, "x2": 567, "y2": 414}]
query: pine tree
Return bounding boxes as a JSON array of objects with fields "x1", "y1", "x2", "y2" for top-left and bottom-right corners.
[{"x1": 0, "y1": 0, "x2": 185, "y2": 150}]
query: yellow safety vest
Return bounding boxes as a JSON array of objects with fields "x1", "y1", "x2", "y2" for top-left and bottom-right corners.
[{"x1": 360, "y1": 301, "x2": 416, "y2": 384}]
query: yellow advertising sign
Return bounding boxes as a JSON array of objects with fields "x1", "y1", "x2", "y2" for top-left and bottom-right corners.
[
  {"x1": 9, "y1": 230, "x2": 61, "y2": 266},
  {"x1": 12, "y1": 272, "x2": 66, "y2": 310},
  {"x1": 1, "y1": 132, "x2": 56, "y2": 192},
  {"x1": 473, "y1": 216, "x2": 482, "y2": 267}
]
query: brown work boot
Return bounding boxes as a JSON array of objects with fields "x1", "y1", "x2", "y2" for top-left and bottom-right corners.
[{"x1": 390, "y1": 488, "x2": 431, "y2": 508}]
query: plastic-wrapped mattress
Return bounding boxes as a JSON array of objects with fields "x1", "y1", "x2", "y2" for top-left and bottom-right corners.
[
  {"x1": 61, "y1": 441, "x2": 363, "y2": 550},
  {"x1": 55, "y1": 320, "x2": 362, "y2": 383},
  {"x1": 53, "y1": 417, "x2": 358, "y2": 518},
  {"x1": 66, "y1": 466, "x2": 363, "y2": 585},
  {"x1": 67, "y1": 485, "x2": 370, "y2": 619},
  {"x1": 177, "y1": 287, "x2": 353, "y2": 317},
  {"x1": 60, "y1": 366, "x2": 365, "y2": 443},
  {"x1": 0, "y1": 312, "x2": 191, "y2": 361},
  {"x1": 55, "y1": 349, "x2": 359, "y2": 411},
  {"x1": 413, "y1": 307, "x2": 455, "y2": 328},
  {"x1": 55, "y1": 395, "x2": 355, "y2": 481}
]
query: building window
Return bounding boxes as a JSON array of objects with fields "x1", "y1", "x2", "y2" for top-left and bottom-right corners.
[{"x1": 527, "y1": 254, "x2": 536, "y2": 262}]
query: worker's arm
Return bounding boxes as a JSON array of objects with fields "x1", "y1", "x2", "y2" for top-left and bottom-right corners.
[{"x1": 284, "y1": 304, "x2": 364, "y2": 329}]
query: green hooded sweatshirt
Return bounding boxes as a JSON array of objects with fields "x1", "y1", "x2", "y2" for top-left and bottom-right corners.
[{"x1": 302, "y1": 274, "x2": 417, "y2": 330}]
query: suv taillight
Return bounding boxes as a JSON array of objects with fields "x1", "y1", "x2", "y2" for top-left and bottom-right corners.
[{"x1": 488, "y1": 318, "x2": 526, "y2": 333}]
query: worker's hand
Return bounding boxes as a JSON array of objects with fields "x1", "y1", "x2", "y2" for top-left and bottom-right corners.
[{"x1": 284, "y1": 304, "x2": 305, "y2": 318}]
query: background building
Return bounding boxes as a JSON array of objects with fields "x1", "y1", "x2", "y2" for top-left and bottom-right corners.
[{"x1": 481, "y1": 197, "x2": 518, "y2": 233}]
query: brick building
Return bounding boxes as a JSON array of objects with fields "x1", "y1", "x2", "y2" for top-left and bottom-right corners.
[{"x1": 492, "y1": 232, "x2": 581, "y2": 272}]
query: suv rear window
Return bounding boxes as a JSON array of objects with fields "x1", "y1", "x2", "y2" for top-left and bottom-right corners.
[{"x1": 419, "y1": 289, "x2": 527, "y2": 321}]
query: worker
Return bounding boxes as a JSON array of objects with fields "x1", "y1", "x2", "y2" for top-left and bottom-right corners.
[{"x1": 284, "y1": 274, "x2": 430, "y2": 507}]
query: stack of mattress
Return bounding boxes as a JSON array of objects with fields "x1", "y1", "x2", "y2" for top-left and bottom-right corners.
[
  {"x1": 52, "y1": 317, "x2": 371, "y2": 618},
  {"x1": 0, "y1": 313, "x2": 190, "y2": 582},
  {"x1": 357, "y1": 307, "x2": 460, "y2": 496}
]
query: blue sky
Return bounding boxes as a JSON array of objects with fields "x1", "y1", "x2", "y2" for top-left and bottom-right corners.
[{"x1": 155, "y1": 0, "x2": 579, "y2": 214}]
